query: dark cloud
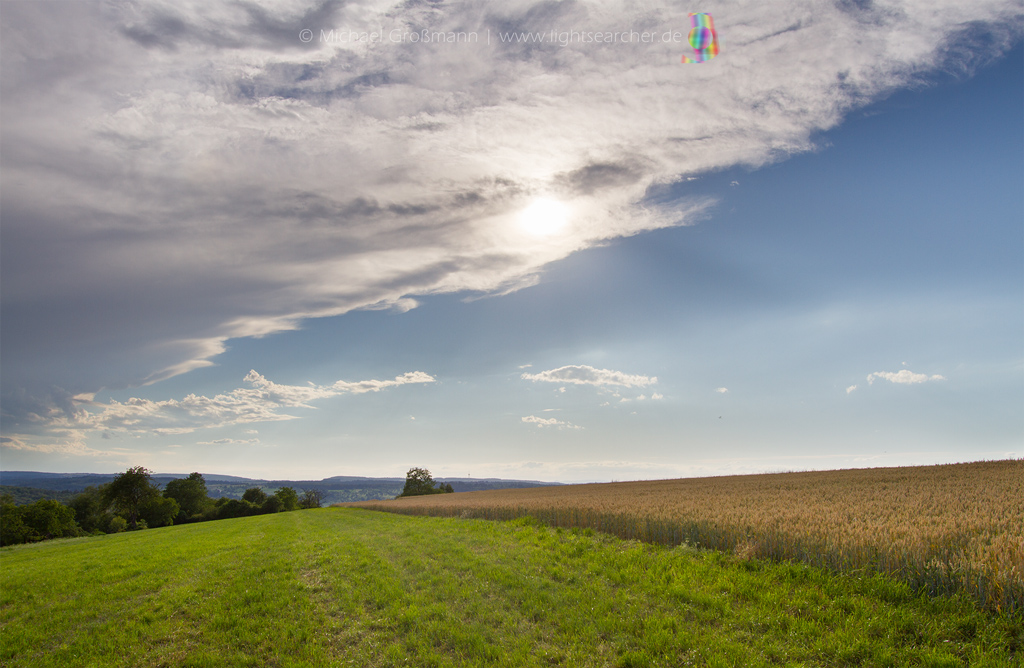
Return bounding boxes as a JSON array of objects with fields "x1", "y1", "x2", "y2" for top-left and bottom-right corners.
[
  {"x1": 836, "y1": 0, "x2": 874, "y2": 15},
  {"x1": 557, "y1": 161, "x2": 648, "y2": 196},
  {"x1": 118, "y1": 0, "x2": 345, "y2": 52}
]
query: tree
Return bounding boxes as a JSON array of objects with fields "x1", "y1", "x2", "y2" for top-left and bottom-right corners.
[
  {"x1": 103, "y1": 466, "x2": 160, "y2": 530},
  {"x1": 261, "y1": 496, "x2": 283, "y2": 514},
  {"x1": 164, "y1": 473, "x2": 211, "y2": 521},
  {"x1": 399, "y1": 467, "x2": 449, "y2": 497},
  {"x1": 17, "y1": 499, "x2": 80, "y2": 542},
  {"x1": 299, "y1": 489, "x2": 322, "y2": 509},
  {"x1": 0, "y1": 494, "x2": 29, "y2": 546},
  {"x1": 242, "y1": 487, "x2": 268, "y2": 506},
  {"x1": 274, "y1": 486, "x2": 299, "y2": 511},
  {"x1": 140, "y1": 496, "x2": 179, "y2": 528},
  {"x1": 68, "y1": 485, "x2": 113, "y2": 534}
]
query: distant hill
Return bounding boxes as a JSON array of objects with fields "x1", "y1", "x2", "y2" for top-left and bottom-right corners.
[
  {"x1": 0, "y1": 485, "x2": 79, "y2": 505},
  {"x1": 0, "y1": 471, "x2": 563, "y2": 505}
]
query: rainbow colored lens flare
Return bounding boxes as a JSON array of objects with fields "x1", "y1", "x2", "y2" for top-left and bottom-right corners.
[{"x1": 682, "y1": 13, "x2": 719, "y2": 63}]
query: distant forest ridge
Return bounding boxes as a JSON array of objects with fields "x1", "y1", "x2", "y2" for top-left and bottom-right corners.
[{"x1": 0, "y1": 471, "x2": 563, "y2": 505}]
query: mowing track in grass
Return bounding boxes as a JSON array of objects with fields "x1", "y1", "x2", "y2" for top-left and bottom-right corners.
[{"x1": 1, "y1": 508, "x2": 1021, "y2": 667}]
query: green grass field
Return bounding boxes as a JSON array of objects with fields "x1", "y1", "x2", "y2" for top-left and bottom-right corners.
[{"x1": 1, "y1": 508, "x2": 1021, "y2": 667}]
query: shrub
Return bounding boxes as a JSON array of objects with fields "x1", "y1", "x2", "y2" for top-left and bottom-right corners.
[
  {"x1": 261, "y1": 496, "x2": 284, "y2": 514},
  {"x1": 217, "y1": 499, "x2": 258, "y2": 520}
]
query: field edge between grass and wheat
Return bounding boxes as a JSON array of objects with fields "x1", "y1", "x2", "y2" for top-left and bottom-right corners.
[
  {"x1": 2, "y1": 507, "x2": 1023, "y2": 667},
  {"x1": 346, "y1": 460, "x2": 1024, "y2": 615}
]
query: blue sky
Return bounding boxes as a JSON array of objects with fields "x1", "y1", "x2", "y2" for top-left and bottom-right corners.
[{"x1": 1, "y1": 1, "x2": 1021, "y2": 481}]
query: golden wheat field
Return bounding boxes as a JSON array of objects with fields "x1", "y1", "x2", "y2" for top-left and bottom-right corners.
[{"x1": 347, "y1": 460, "x2": 1024, "y2": 614}]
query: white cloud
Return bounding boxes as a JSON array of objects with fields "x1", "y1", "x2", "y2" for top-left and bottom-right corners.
[
  {"x1": 521, "y1": 415, "x2": 582, "y2": 430},
  {"x1": 715, "y1": 387, "x2": 729, "y2": 394},
  {"x1": 522, "y1": 365, "x2": 656, "y2": 388},
  {"x1": 1, "y1": 0, "x2": 1019, "y2": 428},
  {"x1": 846, "y1": 385, "x2": 858, "y2": 394},
  {"x1": 0, "y1": 434, "x2": 112, "y2": 457},
  {"x1": 3, "y1": 369, "x2": 434, "y2": 453},
  {"x1": 867, "y1": 370, "x2": 946, "y2": 385},
  {"x1": 651, "y1": 393, "x2": 664, "y2": 400}
]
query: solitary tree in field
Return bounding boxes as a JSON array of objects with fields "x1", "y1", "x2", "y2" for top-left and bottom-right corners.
[{"x1": 398, "y1": 468, "x2": 453, "y2": 497}]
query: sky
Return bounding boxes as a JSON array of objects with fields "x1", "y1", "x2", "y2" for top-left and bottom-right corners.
[{"x1": 1, "y1": 0, "x2": 1021, "y2": 482}]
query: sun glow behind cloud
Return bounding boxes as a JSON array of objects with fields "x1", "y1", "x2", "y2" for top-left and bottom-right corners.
[
  {"x1": 0, "y1": 0, "x2": 1020, "y2": 473},
  {"x1": 518, "y1": 198, "x2": 571, "y2": 237}
]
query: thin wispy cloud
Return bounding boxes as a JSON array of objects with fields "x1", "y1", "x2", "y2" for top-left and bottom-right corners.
[
  {"x1": 522, "y1": 365, "x2": 656, "y2": 388},
  {"x1": 867, "y1": 370, "x2": 946, "y2": 385},
  {"x1": 5, "y1": 370, "x2": 434, "y2": 453},
  {"x1": 522, "y1": 415, "x2": 582, "y2": 430}
]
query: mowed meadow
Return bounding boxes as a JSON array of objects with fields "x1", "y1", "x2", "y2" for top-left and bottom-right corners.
[
  {"x1": 348, "y1": 461, "x2": 1024, "y2": 614},
  {"x1": 2, "y1": 508, "x2": 1022, "y2": 667}
]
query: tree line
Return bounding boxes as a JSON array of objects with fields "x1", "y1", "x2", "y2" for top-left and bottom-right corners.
[{"x1": 0, "y1": 467, "x2": 323, "y2": 546}]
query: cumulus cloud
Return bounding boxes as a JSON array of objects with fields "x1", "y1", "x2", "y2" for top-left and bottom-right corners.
[
  {"x1": 522, "y1": 365, "x2": 656, "y2": 388},
  {"x1": 715, "y1": 387, "x2": 729, "y2": 394},
  {"x1": 1, "y1": 0, "x2": 1020, "y2": 429},
  {"x1": 3, "y1": 369, "x2": 434, "y2": 452},
  {"x1": 867, "y1": 370, "x2": 946, "y2": 385},
  {"x1": 521, "y1": 415, "x2": 582, "y2": 430},
  {"x1": 846, "y1": 385, "x2": 858, "y2": 394}
]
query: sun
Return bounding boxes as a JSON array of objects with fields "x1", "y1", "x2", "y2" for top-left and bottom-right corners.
[{"x1": 518, "y1": 198, "x2": 570, "y2": 237}]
